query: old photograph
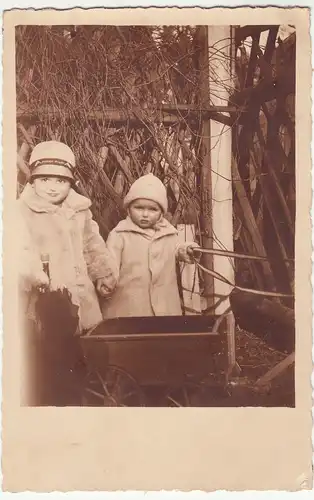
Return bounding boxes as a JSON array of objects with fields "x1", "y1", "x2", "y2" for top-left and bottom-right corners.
[
  {"x1": 2, "y1": 6, "x2": 312, "y2": 492},
  {"x1": 14, "y1": 23, "x2": 298, "y2": 408}
]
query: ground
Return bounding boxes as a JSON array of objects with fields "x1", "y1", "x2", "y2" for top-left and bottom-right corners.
[
  {"x1": 155, "y1": 327, "x2": 295, "y2": 407},
  {"x1": 230, "y1": 327, "x2": 294, "y2": 407},
  {"x1": 184, "y1": 327, "x2": 295, "y2": 408}
]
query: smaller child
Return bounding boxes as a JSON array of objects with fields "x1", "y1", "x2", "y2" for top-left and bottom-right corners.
[{"x1": 101, "y1": 173, "x2": 199, "y2": 318}]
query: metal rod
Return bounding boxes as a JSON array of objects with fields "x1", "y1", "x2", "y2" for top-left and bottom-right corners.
[
  {"x1": 195, "y1": 260, "x2": 294, "y2": 298},
  {"x1": 193, "y1": 247, "x2": 294, "y2": 263}
]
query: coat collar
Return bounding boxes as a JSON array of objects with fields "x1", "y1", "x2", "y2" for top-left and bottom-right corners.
[
  {"x1": 20, "y1": 183, "x2": 91, "y2": 215},
  {"x1": 114, "y1": 216, "x2": 178, "y2": 238}
]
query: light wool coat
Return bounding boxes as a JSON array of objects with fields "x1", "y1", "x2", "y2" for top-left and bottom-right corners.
[
  {"x1": 101, "y1": 216, "x2": 195, "y2": 318},
  {"x1": 17, "y1": 184, "x2": 118, "y2": 331}
]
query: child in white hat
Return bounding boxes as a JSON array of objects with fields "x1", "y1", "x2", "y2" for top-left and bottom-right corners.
[
  {"x1": 18, "y1": 140, "x2": 118, "y2": 332},
  {"x1": 101, "y1": 173, "x2": 199, "y2": 318}
]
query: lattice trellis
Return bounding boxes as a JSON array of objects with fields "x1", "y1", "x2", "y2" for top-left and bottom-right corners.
[
  {"x1": 15, "y1": 25, "x2": 295, "y2": 299},
  {"x1": 231, "y1": 26, "x2": 295, "y2": 299}
]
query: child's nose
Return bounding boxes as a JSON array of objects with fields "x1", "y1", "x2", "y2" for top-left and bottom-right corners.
[{"x1": 48, "y1": 181, "x2": 58, "y2": 190}]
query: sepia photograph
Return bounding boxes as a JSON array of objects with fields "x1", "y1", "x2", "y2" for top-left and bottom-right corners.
[
  {"x1": 1, "y1": 6, "x2": 312, "y2": 492},
  {"x1": 15, "y1": 22, "x2": 297, "y2": 408},
  {"x1": 16, "y1": 21, "x2": 297, "y2": 407}
]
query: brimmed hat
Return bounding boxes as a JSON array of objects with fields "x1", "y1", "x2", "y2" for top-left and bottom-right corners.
[
  {"x1": 124, "y1": 173, "x2": 168, "y2": 213},
  {"x1": 29, "y1": 141, "x2": 75, "y2": 180}
]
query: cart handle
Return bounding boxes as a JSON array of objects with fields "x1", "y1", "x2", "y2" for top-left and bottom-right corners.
[{"x1": 191, "y1": 246, "x2": 294, "y2": 263}]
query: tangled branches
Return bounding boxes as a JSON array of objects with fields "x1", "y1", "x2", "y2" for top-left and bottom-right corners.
[{"x1": 16, "y1": 25, "x2": 236, "y2": 238}]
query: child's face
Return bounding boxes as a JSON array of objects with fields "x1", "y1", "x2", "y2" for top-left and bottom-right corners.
[
  {"x1": 33, "y1": 176, "x2": 71, "y2": 204},
  {"x1": 129, "y1": 199, "x2": 162, "y2": 229}
]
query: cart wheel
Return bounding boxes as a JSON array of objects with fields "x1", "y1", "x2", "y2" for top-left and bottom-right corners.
[
  {"x1": 82, "y1": 365, "x2": 146, "y2": 407},
  {"x1": 164, "y1": 382, "x2": 200, "y2": 407},
  {"x1": 164, "y1": 374, "x2": 226, "y2": 407}
]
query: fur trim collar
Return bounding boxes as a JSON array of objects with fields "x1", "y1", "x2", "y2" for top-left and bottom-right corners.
[{"x1": 20, "y1": 183, "x2": 91, "y2": 214}]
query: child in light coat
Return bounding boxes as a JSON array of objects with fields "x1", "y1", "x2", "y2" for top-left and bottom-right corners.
[
  {"x1": 18, "y1": 140, "x2": 118, "y2": 331},
  {"x1": 101, "y1": 173, "x2": 199, "y2": 318},
  {"x1": 18, "y1": 140, "x2": 118, "y2": 405}
]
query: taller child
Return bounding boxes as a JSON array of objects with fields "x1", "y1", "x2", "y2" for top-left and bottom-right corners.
[
  {"x1": 102, "y1": 173, "x2": 199, "y2": 318},
  {"x1": 18, "y1": 140, "x2": 118, "y2": 332}
]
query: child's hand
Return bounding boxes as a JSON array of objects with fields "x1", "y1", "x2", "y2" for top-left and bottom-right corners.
[
  {"x1": 96, "y1": 276, "x2": 116, "y2": 297},
  {"x1": 187, "y1": 243, "x2": 200, "y2": 258},
  {"x1": 177, "y1": 242, "x2": 200, "y2": 263}
]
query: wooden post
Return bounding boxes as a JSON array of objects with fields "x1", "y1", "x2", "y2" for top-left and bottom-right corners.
[
  {"x1": 207, "y1": 26, "x2": 235, "y2": 314},
  {"x1": 255, "y1": 352, "x2": 295, "y2": 389},
  {"x1": 232, "y1": 157, "x2": 277, "y2": 290},
  {"x1": 198, "y1": 26, "x2": 214, "y2": 307},
  {"x1": 208, "y1": 25, "x2": 237, "y2": 375}
]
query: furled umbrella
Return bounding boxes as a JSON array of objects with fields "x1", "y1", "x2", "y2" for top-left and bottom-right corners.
[{"x1": 34, "y1": 255, "x2": 85, "y2": 406}]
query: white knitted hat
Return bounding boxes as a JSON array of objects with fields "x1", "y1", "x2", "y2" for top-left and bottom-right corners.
[
  {"x1": 124, "y1": 173, "x2": 168, "y2": 213},
  {"x1": 29, "y1": 141, "x2": 75, "y2": 180}
]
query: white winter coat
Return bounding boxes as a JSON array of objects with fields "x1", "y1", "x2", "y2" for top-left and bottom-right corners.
[{"x1": 17, "y1": 184, "x2": 118, "y2": 331}]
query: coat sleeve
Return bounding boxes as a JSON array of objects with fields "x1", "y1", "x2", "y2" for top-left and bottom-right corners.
[
  {"x1": 16, "y1": 203, "x2": 44, "y2": 291},
  {"x1": 83, "y1": 210, "x2": 119, "y2": 283},
  {"x1": 106, "y1": 230, "x2": 124, "y2": 271}
]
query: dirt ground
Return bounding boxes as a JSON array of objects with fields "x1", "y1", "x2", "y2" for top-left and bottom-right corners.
[
  {"x1": 145, "y1": 327, "x2": 295, "y2": 407},
  {"x1": 178, "y1": 327, "x2": 295, "y2": 408},
  {"x1": 224, "y1": 327, "x2": 294, "y2": 407}
]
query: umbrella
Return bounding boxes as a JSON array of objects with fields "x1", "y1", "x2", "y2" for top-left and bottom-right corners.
[{"x1": 34, "y1": 286, "x2": 85, "y2": 406}]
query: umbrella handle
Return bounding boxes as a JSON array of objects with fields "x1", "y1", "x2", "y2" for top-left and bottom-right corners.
[
  {"x1": 38, "y1": 254, "x2": 51, "y2": 293},
  {"x1": 41, "y1": 254, "x2": 50, "y2": 280}
]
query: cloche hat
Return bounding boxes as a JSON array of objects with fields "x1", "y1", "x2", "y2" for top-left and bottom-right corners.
[{"x1": 29, "y1": 141, "x2": 75, "y2": 180}]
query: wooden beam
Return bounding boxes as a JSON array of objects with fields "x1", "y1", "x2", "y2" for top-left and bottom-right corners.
[
  {"x1": 210, "y1": 112, "x2": 233, "y2": 127},
  {"x1": 162, "y1": 104, "x2": 236, "y2": 113},
  {"x1": 245, "y1": 34, "x2": 260, "y2": 88},
  {"x1": 263, "y1": 26, "x2": 279, "y2": 63},
  {"x1": 256, "y1": 117, "x2": 294, "y2": 234},
  {"x1": 255, "y1": 352, "x2": 295, "y2": 388},
  {"x1": 198, "y1": 26, "x2": 214, "y2": 306},
  {"x1": 16, "y1": 104, "x2": 238, "y2": 127},
  {"x1": 230, "y1": 290, "x2": 295, "y2": 353},
  {"x1": 230, "y1": 30, "x2": 295, "y2": 110},
  {"x1": 252, "y1": 128, "x2": 294, "y2": 283},
  {"x1": 230, "y1": 64, "x2": 295, "y2": 109},
  {"x1": 232, "y1": 156, "x2": 277, "y2": 291},
  {"x1": 235, "y1": 25, "x2": 277, "y2": 46}
]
